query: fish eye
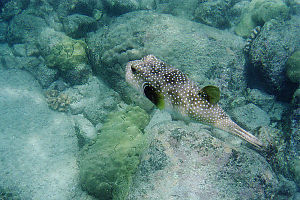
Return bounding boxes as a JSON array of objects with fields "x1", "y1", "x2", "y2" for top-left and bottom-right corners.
[{"x1": 131, "y1": 66, "x2": 137, "y2": 74}]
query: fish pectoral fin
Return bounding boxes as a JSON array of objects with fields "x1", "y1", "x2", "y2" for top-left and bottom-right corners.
[
  {"x1": 143, "y1": 84, "x2": 165, "y2": 110},
  {"x1": 199, "y1": 85, "x2": 220, "y2": 104},
  {"x1": 156, "y1": 96, "x2": 165, "y2": 110}
]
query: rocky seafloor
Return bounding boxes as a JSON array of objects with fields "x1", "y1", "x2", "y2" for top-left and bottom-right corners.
[{"x1": 0, "y1": 0, "x2": 299, "y2": 200}]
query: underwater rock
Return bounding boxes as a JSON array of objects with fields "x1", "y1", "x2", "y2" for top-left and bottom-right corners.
[
  {"x1": 0, "y1": 0, "x2": 9, "y2": 12},
  {"x1": 1, "y1": 54, "x2": 37, "y2": 70},
  {"x1": 48, "y1": 79, "x2": 69, "y2": 92},
  {"x1": 53, "y1": 0, "x2": 103, "y2": 18},
  {"x1": 1, "y1": 55, "x2": 24, "y2": 69},
  {"x1": 0, "y1": 43, "x2": 11, "y2": 56},
  {"x1": 286, "y1": 51, "x2": 300, "y2": 84},
  {"x1": 40, "y1": 30, "x2": 88, "y2": 71},
  {"x1": 128, "y1": 115, "x2": 279, "y2": 199},
  {"x1": 234, "y1": 0, "x2": 289, "y2": 37},
  {"x1": 0, "y1": 52, "x2": 58, "y2": 88},
  {"x1": 139, "y1": 0, "x2": 157, "y2": 10},
  {"x1": 249, "y1": 17, "x2": 300, "y2": 99},
  {"x1": 0, "y1": 22, "x2": 7, "y2": 43},
  {"x1": 194, "y1": 0, "x2": 232, "y2": 29},
  {"x1": 26, "y1": 62, "x2": 58, "y2": 88},
  {"x1": 227, "y1": 1, "x2": 250, "y2": 27},
  {"x1": 64, "y1": 76, "x2": 120, "y2": 125},
  {"x1": 257, "y1": 125, "x2": 296, "y2": 189},
  {"x1": 73, "y1": 114, "x2": 97, "y2": 148},
  {"x1": 103, "y1": 0, "x2": 156, "y2": 15},
  {"x1": 12, "y1": 43, "x2": 26, "y2": 57},
  {"x1": 247, "y1": 88, "x2": 276, "y2": 112},
  {"x1": 0, "y1": 0, "x2": 29, "y2": 21},
  {"x1": 277, "y1": 175, "x2": 298, "y2": 198},
  {"x1": 291, "y1": 156, "x2": 300, "y2": 187},
  {"x1": 38, "y1": 28, "x2": 91, "y2": 85},
  {"x1": 22, "y1": 0, "x2": 64, "y2": 32},
  {"x1": 7, "y1": 13, "x2": 47, "y2": 44},
  {"x1": 0, "y1": 69, "x2": 85, "y2": 199},
  {"x1": 288, "y1": 0, "x2": 300, "y2": 15},
  {"x1": 292, "y1": 88, "x2": 300, "y2": 106},
  {"x1": 0, "y1": 185, "x2": 23, "y2": 200},
  {"x1": 63, "y1": 14, "x2": 97, "y2": 38},
  {"x1": 62, "y1": 63, "x2": 92, "y2": 85},
  {"x1": 24, "y1": 43, "x2": 40, "y2": 57},
  {"x1": 289, "y1": 107, "x2": 300, "y2": 186},
  {"x1": 79, "y1": 105, "x2": 150, "y2": 199},
  {"x1": 246, "y1": 88, "x2": 286, "y2": 122},
  {"x1": 231, "y1": 103, "x2": 270, "y2": 131},
  {"x1": 87, "y1": 11, "x2": 246, "y2": 106},
  {"x1": 156, "y1": 0, "x2": 198, "y2": 20}
]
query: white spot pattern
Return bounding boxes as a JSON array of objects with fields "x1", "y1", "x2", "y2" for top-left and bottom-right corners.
[{"x1": 125, "y1": 55, "x2": 265, "y2": 149}]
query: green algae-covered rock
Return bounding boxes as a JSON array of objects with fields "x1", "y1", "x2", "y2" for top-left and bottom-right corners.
[
  {"x1": 286, "y1": 51, "x2": 300, "y2": 84},
  {"x1": 38, "y1": 28, "x2": 91, "y2": 85},
  {"x1": 234, "y1": 0, "x2": 289, "y2": 37},
  {"x1": 79, "y1": 105, "x2": 149, "y2": 200},
  {"x1": 290, "y1": 156, "x2": 300, "y2": 186},
  {"x1": 45, "y1": 36, "x2": 87, "y2": 72}
]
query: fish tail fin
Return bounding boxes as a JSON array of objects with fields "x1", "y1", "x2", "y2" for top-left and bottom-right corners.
[
  {"x1": 230, "y1": 123, "x2": 265, "y2": 150},
  {"x1": 215, "y1": 119, "x2": 266, "y2": 150}
]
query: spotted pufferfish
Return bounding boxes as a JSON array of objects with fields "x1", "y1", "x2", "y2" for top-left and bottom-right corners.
[{"x1": 125, "y1": 55, "x2": 265, "y2": 149}]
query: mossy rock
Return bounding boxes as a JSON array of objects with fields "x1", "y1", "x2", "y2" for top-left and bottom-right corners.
[
  {"x1": 290, "y1": 157, "x2": 300, "y2": 186},
  {"x1": 292, "y1": 88, "x2": 300, "y2": 105},
  {"x1": 79, "y1": 106, "x2": 150, "y2": 200},
  {"x1": 234, "y1": 0, "x2": 289, "y2": 37},
  {"x1": 286, "y1": 51, "x2": 300, "y2": 83},
  {"x1": 45, "y1": 36, "x2": 87, "y2": 72}
]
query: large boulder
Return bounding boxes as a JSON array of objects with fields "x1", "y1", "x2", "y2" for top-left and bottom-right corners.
[
  {"x1": 7, "y1": 13, "x2": 47, "y2": 44},
  {"x1": 87, "y1": 11, "x2": 247, "y2": 107},
  {"x1": 62, "y1": 14, "x2": 97, "y2": 38},
  {"x1": 128, "y1": 110, "x2": 280, "y2": 199},
  {"x1": 248, "y1": 17, "x2": 300, "y2": 100},
  {"x1": 102, "y1": 0, "x2": 157, "y2": 15},
  {"x1": 156, "y1": 0, "x2": 251, "y2": 29},
  {"x1": 156, "y1": 0, "x2": 198, "y2": 20},
  {"x1": 194, "y1": 0, "x2": 233, "y2": 29},
  {"x1": 234, "y1": 0, "x2": 289, "y2": 37}
]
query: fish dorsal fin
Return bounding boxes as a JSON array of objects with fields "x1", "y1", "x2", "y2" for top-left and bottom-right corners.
[
  {"x1": 199, "y1": 85, "x2": 220, "y2": 104},
  {"x1": 143, "y1": 84, "x2": 165, "y2": 110}
]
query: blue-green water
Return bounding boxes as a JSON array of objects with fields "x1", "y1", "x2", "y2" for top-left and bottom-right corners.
[{"x1": 0, "y1": 0, "x2": 299, "y2": 199}]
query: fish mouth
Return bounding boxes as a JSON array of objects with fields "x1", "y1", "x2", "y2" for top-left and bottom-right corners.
[
  {"x1": 125, "y1": 62, "x2": 144, "y2": 94},
  {"x1": 125, "y1": 62, "x2": 137, "y2": 86},
  {"x1": 125, "y1": 62, "x2": 134, "y2": 82}
]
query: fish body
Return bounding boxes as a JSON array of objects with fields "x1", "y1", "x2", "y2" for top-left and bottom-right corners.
[{"x1": 126, "y1": 55, "x2": 264, "y2": 149}]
